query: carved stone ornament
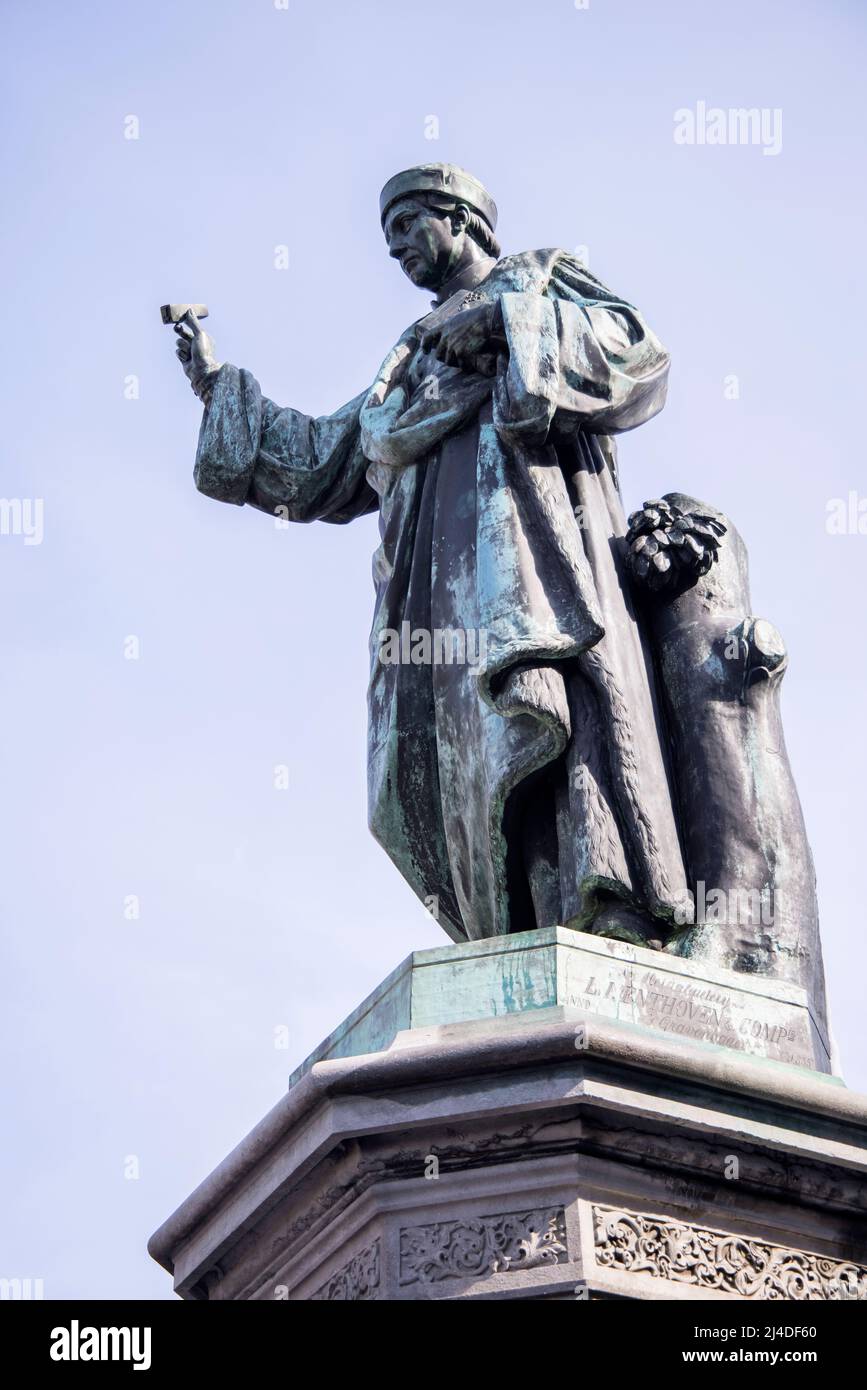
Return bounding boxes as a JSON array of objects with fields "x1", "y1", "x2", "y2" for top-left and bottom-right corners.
[
  {"x1": 399, "y1": 1208, "x2": 568, "y2": 1285},
  {"x1": 311, "y1": 1240, "x2": 381, "y2": 1301},
  {"x1": 593, "y1": 1205, "x2": 867, "y2": 1300}
]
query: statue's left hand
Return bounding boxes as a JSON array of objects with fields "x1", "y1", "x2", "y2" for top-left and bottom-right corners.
[{"x1": 420, "y1": 302, "x2": 504, "y2": 376}]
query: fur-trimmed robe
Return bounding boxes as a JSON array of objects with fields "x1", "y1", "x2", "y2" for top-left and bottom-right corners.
[{"x1": 194, "y1": 250, "x2": 688, "y2": 942}]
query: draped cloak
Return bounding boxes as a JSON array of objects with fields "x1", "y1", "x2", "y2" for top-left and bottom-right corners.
[{"x1": 194, "y1": 249, "x2": 689, "y2": 943}]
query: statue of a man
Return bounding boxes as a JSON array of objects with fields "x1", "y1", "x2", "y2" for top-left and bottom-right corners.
[{"x1": 173, "y1": 162, "x2": 692, "y2": 948}]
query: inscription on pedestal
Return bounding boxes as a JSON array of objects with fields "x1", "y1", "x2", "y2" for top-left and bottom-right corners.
[
  {"x1": 564, "y1": 955, "x2": 816, "y2": 1067},
  {"x1": 287, "y1": 927, "x2": 831, "y2": 1087}
]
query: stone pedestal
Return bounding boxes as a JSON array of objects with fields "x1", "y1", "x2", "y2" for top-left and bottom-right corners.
[{"x1": 149, "y1": 930, "x2": 867, "y2": 1301}]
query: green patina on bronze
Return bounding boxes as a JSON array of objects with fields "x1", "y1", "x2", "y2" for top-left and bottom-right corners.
[{"x1": 171, "y1": 163, "x2": 828, "y2": 1046}]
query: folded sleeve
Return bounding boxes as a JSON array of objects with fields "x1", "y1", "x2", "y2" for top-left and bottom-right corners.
[{"x1": 194, "y1": 364, "x2": 378, "y2": 524}]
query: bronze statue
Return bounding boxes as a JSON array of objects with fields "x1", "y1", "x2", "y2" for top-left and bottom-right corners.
[{"x1": 169, "y1": 162, "x2": 827, "y2": 1041}]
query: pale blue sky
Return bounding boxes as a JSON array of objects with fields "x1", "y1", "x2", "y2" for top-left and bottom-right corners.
[{"x1": 1, "y1": 0, "x2": 865, "y2": 1299}]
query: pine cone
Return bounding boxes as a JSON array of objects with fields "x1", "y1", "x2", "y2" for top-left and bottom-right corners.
[{"x1": 625, "y1": 499, "x2": 727, "y2": 593}]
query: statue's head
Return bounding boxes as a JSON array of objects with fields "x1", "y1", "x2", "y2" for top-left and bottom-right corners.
[{"x1": 380, "y1": 163, "x2": 500, "y2": 292}]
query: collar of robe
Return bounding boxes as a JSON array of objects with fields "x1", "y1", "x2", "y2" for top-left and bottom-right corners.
[{"x1": 433, "y1": 255, "x2": 498, "y2": 306}]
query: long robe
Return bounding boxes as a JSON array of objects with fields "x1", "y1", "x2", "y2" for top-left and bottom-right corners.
[{"x1": 194, "y1": 249, "x2": 688, "y2": 943}]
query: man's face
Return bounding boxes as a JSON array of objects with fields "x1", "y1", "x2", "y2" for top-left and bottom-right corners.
[{"x1": 384, "y1": 198, "x2": 461, "y2": 290}]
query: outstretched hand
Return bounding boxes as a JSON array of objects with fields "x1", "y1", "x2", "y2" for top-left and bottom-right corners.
[{"x1": 174, "y1": 311, "x2": 222, "y2": 397}]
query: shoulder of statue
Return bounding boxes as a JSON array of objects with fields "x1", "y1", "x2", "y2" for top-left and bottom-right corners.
[
  {"x1": 473, "y1": 250, "x2": 625, "y2": 308},
  {"x1": 544, "y1": 252, "x2": 634, "y2": 310},
  {"x1": 483, "y1": 249, "x2": 560, "y2": 294}
]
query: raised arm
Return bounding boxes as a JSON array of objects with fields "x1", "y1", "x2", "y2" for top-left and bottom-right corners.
[{"x1": 174, "y1": 312, "x2": 377, "y2": 525}]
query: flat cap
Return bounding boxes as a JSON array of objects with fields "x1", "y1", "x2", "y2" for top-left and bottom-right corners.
[{"x1": 380, "y1": 163, "x2": 498, "y2": 230}]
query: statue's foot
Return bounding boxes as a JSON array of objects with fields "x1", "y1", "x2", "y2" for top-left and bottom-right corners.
[{"x1": 582, "y1": 904, "x2": 665, "y2": 951}]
